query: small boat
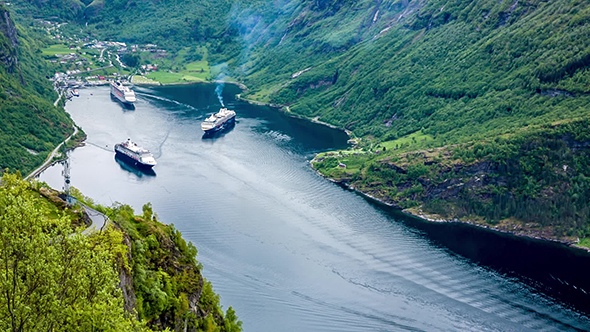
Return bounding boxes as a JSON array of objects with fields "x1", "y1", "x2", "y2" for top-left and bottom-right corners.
[{"x1": 72, "y1": 89, "x2": 79, "y2": 97}]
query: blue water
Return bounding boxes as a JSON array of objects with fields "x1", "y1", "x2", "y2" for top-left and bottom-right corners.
[{"x1": 39, "y1": 84, "x2": 590, "y2": 331}]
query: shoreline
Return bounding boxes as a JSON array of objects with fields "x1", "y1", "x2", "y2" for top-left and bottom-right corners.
[
  {"x1": 25, "y1": 125, "x2": 81, "y2": 181},
  {"x1": 228, "y1": 91, "x2": 584, "y2": 252},
  {"x1": 309, "y1": 161, "x2": 590, "y2": 254},
  {"x1": 235, "y1": 94, "x2": 353, "y2": 139},
  {"x1": 135, "y1": 76, "x2": 351, "y2": 138},
  {"x1": 42, "y1": 83, "x2": 590, "y2": 254},
  {"x1": 133, "y1": 78, "x2": 247, "y2": 90}
]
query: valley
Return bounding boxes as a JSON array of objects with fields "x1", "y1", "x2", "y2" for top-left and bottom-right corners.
[{"x1": 2, "y1": 0, "x2": 590, "y2": 330}]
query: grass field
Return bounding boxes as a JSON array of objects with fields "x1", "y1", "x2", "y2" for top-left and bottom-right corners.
[
  {"x1": 578, "y1": 238, "x2": 590, "y2": 248},
  {"x1": 146, "y1": 60, "x2": 210, "y2": 84},
  {"x1": 41, "y1": 44, "x2": 73, "y2": 56},
  {"x1": 146, "y1": 71, "x2": 206, "y2": 84},
  {"x1": 185, "y1": 60, "x2": 209, "y2": 73},
  {"x1": 381, "y1": 130, "x2": 435, "y2": 151},
  {"x1": 131, "y1": 75, "x2": 160, "y2": 85},
  {"x1": 312, "y1": 130, "x2": 436, "y2": 177}
]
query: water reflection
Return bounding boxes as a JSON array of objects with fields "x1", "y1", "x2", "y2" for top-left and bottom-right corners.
[
  {"x1": 37, "y1": 85, "x2": 590, "y2": 331},
  {"x1": 366, "y1": 198, "x2": 590, "y2": 314},
  {"x1": 110, "y1": 94, "x2": 136, "y2": 110},
  {"x1": 114, "y1": 155, "x2": 156, "y2": 178},
  {"x1": 201, "y1": 121, "x2": 236, "y2": 140}
]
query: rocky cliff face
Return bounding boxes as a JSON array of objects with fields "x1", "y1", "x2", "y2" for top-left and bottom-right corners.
[
  {"x1": 0, "y1": 5, "x2": 19, "y2": 73},
  {"x1": 119, "y1": 231, "x2": 138, "y2": 317}
]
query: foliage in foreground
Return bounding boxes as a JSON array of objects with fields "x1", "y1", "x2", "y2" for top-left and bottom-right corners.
[
  {"x1": 104, "y1": 201, "x2": 242, "y2": 332},
  {"x1": 0, "y1": 174, "x2": 242, "y2": 332},
  {"x1": 69, "y1": 189, "x2": 243, "y2": 332},
  {"x1": 0, "y1": 173, "x2": 146, "y2": 331}
]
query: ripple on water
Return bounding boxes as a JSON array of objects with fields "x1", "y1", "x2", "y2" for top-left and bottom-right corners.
[{"x1": 38, "y1": 86, "x2": 590, "y2": 332}]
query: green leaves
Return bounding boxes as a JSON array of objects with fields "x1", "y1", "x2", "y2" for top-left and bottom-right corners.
[
  {"x1": 0, "y1": 173, "x2": 144, "y2": 331},
  {"x1": 0, "y1": 174, "x2": 242, "y2": 331}
]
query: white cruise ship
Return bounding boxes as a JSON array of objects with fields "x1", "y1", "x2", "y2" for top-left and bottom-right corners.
[
  {"x1": 201, "y1": 108, "x2": 236, "y2": 133},
  {"x1": 114, "y1": 139, "x2": 156, "y2": 168},
  {"x1": 110, "y1": 81, "x2": 136, "y2": 105}
]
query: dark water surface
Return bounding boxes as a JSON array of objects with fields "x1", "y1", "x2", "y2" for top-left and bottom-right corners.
[{"x1": 40, "y1": 85, "x2": 590, "y2": 331}]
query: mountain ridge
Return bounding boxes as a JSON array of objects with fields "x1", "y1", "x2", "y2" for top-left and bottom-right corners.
[{"x1": 6, "y1": 0, "x2": 590, "y2": 241}]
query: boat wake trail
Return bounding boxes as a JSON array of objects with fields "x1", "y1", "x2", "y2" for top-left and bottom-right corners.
[
  {"x1": 85, "y1": 141, "x2": 114, "y2": 152},
  {"x1": 290, "y1": 291, "x2": 425, "y2": 331},
  {"x1": 153, "y1": 129, "x2": 170, "y2": 159},
  {"x1": 137, "y1": 92, "x2": 199, "y2": 111}
]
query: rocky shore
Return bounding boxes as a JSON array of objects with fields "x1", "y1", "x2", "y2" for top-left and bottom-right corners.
[{"x1": 310, "y1": 159, "x2": 590, "y2": 253}]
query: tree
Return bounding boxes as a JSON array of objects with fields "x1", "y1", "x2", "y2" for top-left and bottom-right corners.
[
  {"x1": 224, "y1": 306, "x2": 243, "y2": 332},
  {"x1": 121, "y1": 53, "x2": 141, "y2": 68},
  {"x1": 0, "y1": 173, "x2": 146, "y2": 331}
]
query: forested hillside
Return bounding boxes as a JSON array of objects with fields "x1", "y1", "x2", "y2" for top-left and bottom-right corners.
[
  {"x1": 12, "y1": 0, "x2": 590, "y2": 142},
  {"x1": 0, "y1": 173, "x2": 242, "y2": 331},
  {"x1": 314, "y1": 119, "x2": 590, "y2": 241},
  {"x1": 228, "y1": 0, "x2": 590, "y2": 143},
  {"x1": 0, "y1": 4, "x2": 73, "y2": 174},
  {"x1": 8, "y1": 0, "x2": 590, "y2": 239}
]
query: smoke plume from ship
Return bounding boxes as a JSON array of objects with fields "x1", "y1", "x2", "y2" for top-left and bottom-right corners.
[
  {"x1": 215, "y1": 83, "x2": 225, "y2": 107},
  {"x1": 215, "y1": 72, "x2": 227, "y2": 107}
]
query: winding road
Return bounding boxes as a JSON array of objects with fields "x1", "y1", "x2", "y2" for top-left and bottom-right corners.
[
  {"x1": 24, "y1": 124, "x2": 109, "y2": 234},
  {"x1": 69, "y1": 196, "x2": 109, "y2": 235},
  {"x1": 25, "y1": 125, "x2": 78, "y2": 181}
]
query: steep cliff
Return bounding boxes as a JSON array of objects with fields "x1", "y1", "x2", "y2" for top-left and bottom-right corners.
[
  {"x1": 0, "y1": 5, "x2": 19, "y2": 73},
  {"x1": 107, "y1": 202, "x2": 242, "y2": 332},
  {"x1": 0, "y1": 5, "x2": 73, "y2": 175}
]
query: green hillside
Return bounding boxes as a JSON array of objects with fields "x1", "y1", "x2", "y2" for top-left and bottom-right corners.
[
  {"x1": 0, "y1": 173, "x2": 242, "y2": 331},
  {"x1": 15, "y1": 0, "x2": 589, "y2": 143},
  {"x1": 231, "y1": 0, "x2": 590, "y2": 142},
  {"x1": 7, "y1": 0, "x2": 590, "y2": 238},
  {"x1": 0, "y1": 4, "x2": 73, "y2": 175},
  {"x1": 314, "y1": 118, "x2": 590, "y2": 241},
  {"x1": 230, "y1": 0, "x2": 590, "y2": 240}
]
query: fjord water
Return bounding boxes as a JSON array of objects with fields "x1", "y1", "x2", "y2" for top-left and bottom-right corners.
[{"x1": 40, "y1": 85, "x2": 590, "y2": 331}]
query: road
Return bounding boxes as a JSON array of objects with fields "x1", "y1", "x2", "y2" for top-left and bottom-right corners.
[
  {"x1": 67, "y1": 196, "x2": 109, "y2": 235},
  {"x1": 24, "y1": 125, "x2": 109, "y2": 234},
  {"x1": 25, "y1": 125, "x2": 78, "y2": 181},
  {"x1": 115, "y1": 53, "x2": 126, "y2": 68}
]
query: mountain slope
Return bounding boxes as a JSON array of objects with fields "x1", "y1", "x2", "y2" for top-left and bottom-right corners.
[
  {"x1": 313, "y1": 118, "x2": 590, "y2": 241},
  {"x1": 9, "y1": 0, "x2": 590, "y2": 240},
  {"x1": 227, "y1": 0, "x2": 590, "y2": 241},
  {"x1": 0, "y1": 173, "x2": 242, "y2": 331},
  {"x1": 236, "y1": 0, "x2": 590, "y2": 143},
  {"x1": 53, "y1": 0, "x2": 587, "y2": 144},
  {"x1": 0, "y1": 4, "x2": 73, "y2": 175}
]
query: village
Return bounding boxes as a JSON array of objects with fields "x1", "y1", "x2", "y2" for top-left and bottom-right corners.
[{"x1": 37, "y1": 20, "x2": 165, "y2": 93}]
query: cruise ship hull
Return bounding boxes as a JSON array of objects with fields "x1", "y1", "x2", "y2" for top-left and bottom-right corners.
[
  {"x1": 114, "y1": 154, "x2": 156, "y2": 176},
  {"x1": 110, "y1": 85, "x2": 135, "y2": 105},
  {"x1": 114, "y1": 148, "x2": 155, "y2": 169},
  {"x1": 202, "y1": 116, "x2": 236, "y2": 133}
]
